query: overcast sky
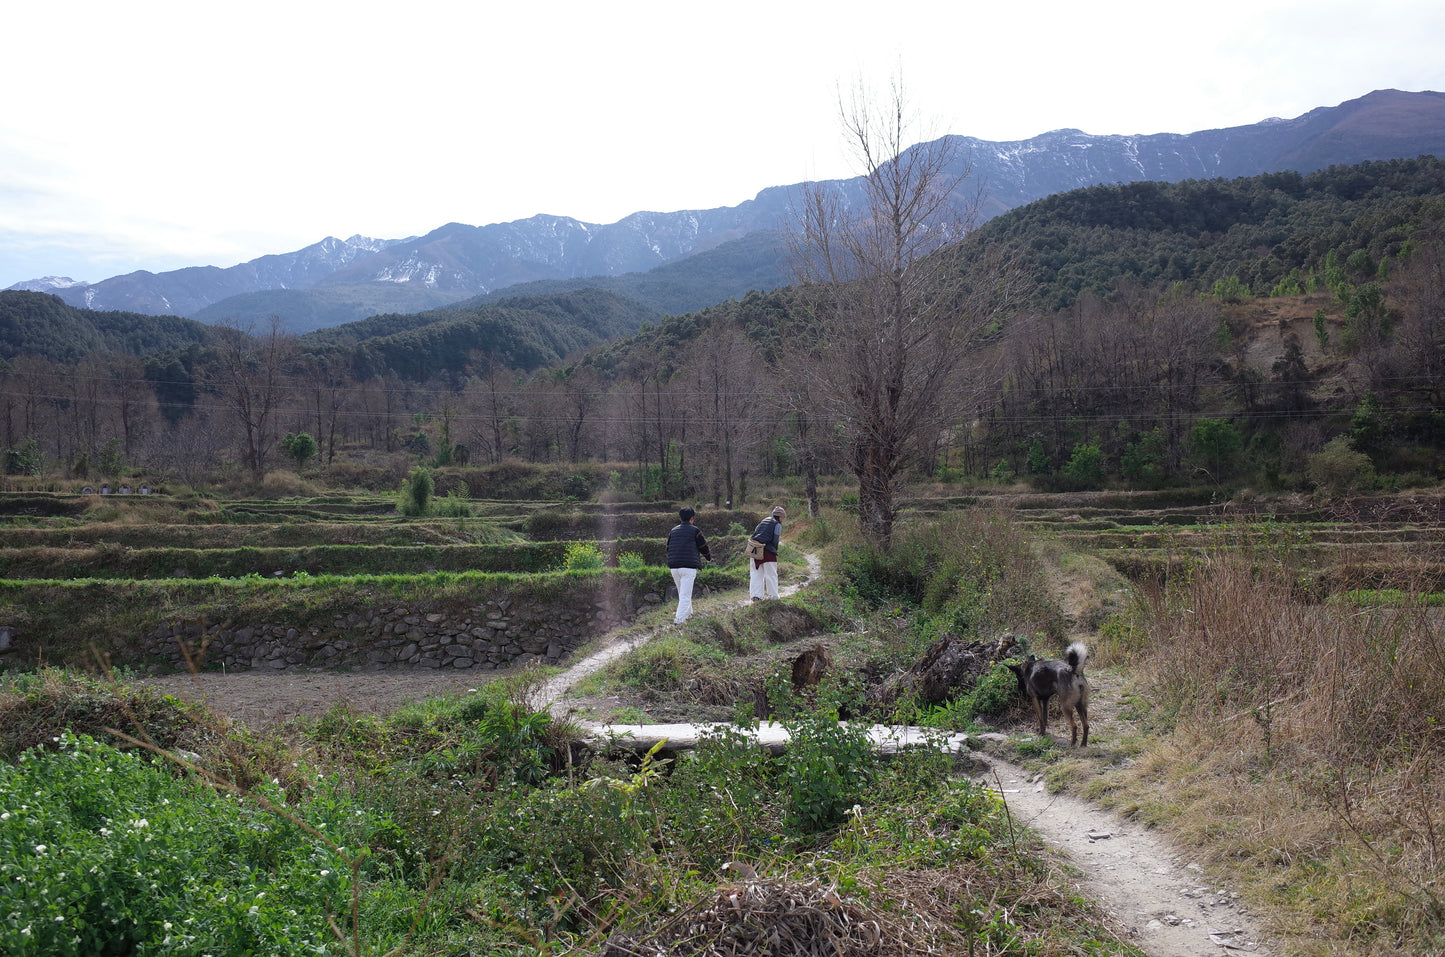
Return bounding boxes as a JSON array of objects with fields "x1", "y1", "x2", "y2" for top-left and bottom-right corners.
[{"x1": 3, "y1": 0, "x2": 1444, "y2": 288}]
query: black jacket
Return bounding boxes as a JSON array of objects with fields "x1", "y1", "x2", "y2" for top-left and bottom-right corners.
[
  {"x1": 752, "y1": 516, "x2": 782, "y2": 552},
  {"x1": 666, "y1": 522, "x2": 711, "y2": 568}
]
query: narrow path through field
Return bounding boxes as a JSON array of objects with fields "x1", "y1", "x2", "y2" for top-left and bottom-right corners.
[
  {"x1": 976, "y1": 750, "x2": 1268, "y2": 955},
  {"x1": 537, "y1": 552, "x2": 823, "y2": 713}
]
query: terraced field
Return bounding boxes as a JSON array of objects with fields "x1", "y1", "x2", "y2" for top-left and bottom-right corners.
[
  {"x1": 0, "y1": 492, "x2": 756, "y2": 672},
  {"x1": 5, "y1": 485, "x2": 1441, "y2": 676},
  {"x1": 906, "y1": 488, "x2": 1445, "y2": 595}
]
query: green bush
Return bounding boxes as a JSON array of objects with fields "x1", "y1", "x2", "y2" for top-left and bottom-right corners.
[
  {"x1": 281, "y1": 432, "x2": 318, "y2": 471},
  {"x1": 4, "y1": 438, "x2": 45, "y2": 477},
  {"x1": 955, "y1": 665, "x2": 1022, "y2": 722},
  {"x1": 1063, "y1": 442, "x2": 1106, "y2": 488},
  {"x1": 431, "y1": 480, "x2": 472, "y2": 518},
  {"x1": 562, "y1": 540, "x2": 605, "y2": 572},
  {"x1": 780, "y1": 707, "x2": 878, "y2": 835},
  {"x1": 397, "y1": 466, "x2": 434, "y2": 516},
  {"x1": 1308, "y1": 436, "x2": 1376, "y2": 494},
  {"x1": 838, "y1": 540, "x2": 931, "y2": 608},
  {"x1": 0, "y1": 733, "x2": 388, "y2": 956}
]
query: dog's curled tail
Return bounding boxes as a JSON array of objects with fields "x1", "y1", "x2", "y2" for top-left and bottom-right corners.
[{"x1": 1065, "y1": 641, "x2": 1089, "y2": 674}]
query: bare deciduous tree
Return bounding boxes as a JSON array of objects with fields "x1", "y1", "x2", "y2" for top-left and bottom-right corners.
[
  {"x1": 789, "y1": 76, "x2": 1020, "y2": 546},
  {"x1": 682, "y1": 323, "x2": 769, "y2": 506},
  {"x1": 209, "y1": 318, "x2": 296, "y2": 481},
  {"x1": 462, "y1": 354, "x2": 517, "y2": 464}
]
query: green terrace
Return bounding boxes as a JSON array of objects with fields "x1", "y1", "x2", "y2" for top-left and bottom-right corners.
[
  {"x1": 0, "y1": 521, "x2": 510, "y2": 549},
  {"x1": 0, "y1": 492, "x2": 766, "y2": 540},
  {"x1": 0, "y1": 536, "x2": 758, "y2": 581},
  {"x1": 0, "y1": 564, "x2": 743, "y2": 670}
]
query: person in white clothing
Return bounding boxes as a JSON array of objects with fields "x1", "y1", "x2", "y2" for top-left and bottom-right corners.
[
  {"x1": 666, "y1": 506, "x2": 711, "y2": 623},
  {"x1": 749, "y1": 506, "x2": 785, "y2": 601}
]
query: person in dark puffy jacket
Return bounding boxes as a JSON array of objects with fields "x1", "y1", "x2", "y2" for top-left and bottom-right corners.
[
  {"x1": 666, "y1": 506, "x2": 711, "y2": 623},
  {"x1": 750, "y1": 505, "x2": 785, "y2": 601}
]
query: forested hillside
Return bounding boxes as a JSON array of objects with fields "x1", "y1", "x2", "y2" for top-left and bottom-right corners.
[
  {"x1": 300, "y1": 289, "x2": 661, "y2": 379},
  {"x1": 1, "y1": 157, "x2": 1441, "y2": 500},
  {"x1": 0, "y1": 291, "x2": 216, "y2": 362},
  {"x1": 960, "y1": 156, "x2": 1445, "y2": 308}
]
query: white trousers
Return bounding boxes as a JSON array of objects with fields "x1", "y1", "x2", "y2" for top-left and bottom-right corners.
[
  {"x1": 671, "y1": 566, "x2": 698, "y2": 622},
  {"x1": 749, "y1": 560, "x2": 779, "y2": 600}
]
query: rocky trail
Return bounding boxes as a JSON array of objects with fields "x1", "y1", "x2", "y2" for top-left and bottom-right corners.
[
  {"x1": 146, "y1": 551, "x2": 1273, "y2": 956},
  {"x1": 978, "y1": 748, "x2": 1267, "y2": 956}
]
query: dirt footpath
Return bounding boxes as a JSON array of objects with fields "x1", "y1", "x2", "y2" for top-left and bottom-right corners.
[{"x1": 981, "y1": 754, "x2": 1266, "y2": 955}]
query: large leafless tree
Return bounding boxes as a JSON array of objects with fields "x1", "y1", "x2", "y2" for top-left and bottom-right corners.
[
  {"x1": 789, "y1": 77, "x2": 1020, "y2": 546},
  {"x1": 209, "y1": 318, "x2": 296, "y2": 481}
]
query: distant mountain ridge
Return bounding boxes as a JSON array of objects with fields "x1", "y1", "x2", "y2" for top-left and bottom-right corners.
[
  {"x1": 11, "y1": 234, "x2": 403, "y2": 317},
  {"x1": 10, "y1": 89, "x2": 1445, "y2": 331},
  {"x1": 4, "y1": 153, "x2": 1443, "y2": 378}
]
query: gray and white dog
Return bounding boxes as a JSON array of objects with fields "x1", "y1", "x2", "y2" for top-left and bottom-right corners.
[{"x1": 1008, "y1": 641, "x2": 1091, "y2": 747}]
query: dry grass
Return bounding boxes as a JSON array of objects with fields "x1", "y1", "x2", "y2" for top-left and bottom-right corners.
[{"x1": 1109, "y1": 550, "x2": 1445, "y2": 954}]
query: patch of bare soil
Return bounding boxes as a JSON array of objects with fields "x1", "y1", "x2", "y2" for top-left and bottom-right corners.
[{"x1": 140, "y1": 667, "x2": 502, "y2": 729}]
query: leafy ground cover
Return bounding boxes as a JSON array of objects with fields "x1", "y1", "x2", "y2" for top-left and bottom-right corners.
[{"x1": 0, "y1": 667, "x2": 1138, "y2": 956}]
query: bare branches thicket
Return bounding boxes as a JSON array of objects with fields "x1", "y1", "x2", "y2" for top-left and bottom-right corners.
[
  {"x1": 209, "y1": 318, "x2": 296, "y2": 480},
  {"x1": 788, "y1": 76, "x2": 1019, "y2": 546},
  {"x1": 684, "y1": 323, "x2": 772, "y2": 506},
  {"x1": 1000, "y1": 283, "x2": 1222, "y2": 475}
]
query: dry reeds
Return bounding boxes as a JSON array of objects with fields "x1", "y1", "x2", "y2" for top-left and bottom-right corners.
[
  {"x1": 1134, "y1": 550, "x2": 1445, "y2": 760},
  {"x1": 1126, "y1": 548, "x2": 1445, "y2": 950}
]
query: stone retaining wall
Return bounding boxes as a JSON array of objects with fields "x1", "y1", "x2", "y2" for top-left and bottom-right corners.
[{"x1": 136, "y1": 581, "x2": 711, "y2": 673}]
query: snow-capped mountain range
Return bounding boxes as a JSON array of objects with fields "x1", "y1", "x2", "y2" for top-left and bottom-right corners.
[{"x1": 10, "y1": 89, "x2": 1445, "y2": 328}]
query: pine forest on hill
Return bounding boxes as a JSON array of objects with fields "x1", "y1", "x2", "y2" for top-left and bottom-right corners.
[{"x1": 1, "y1": 155, "x2": 1444, "y2": 498}]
